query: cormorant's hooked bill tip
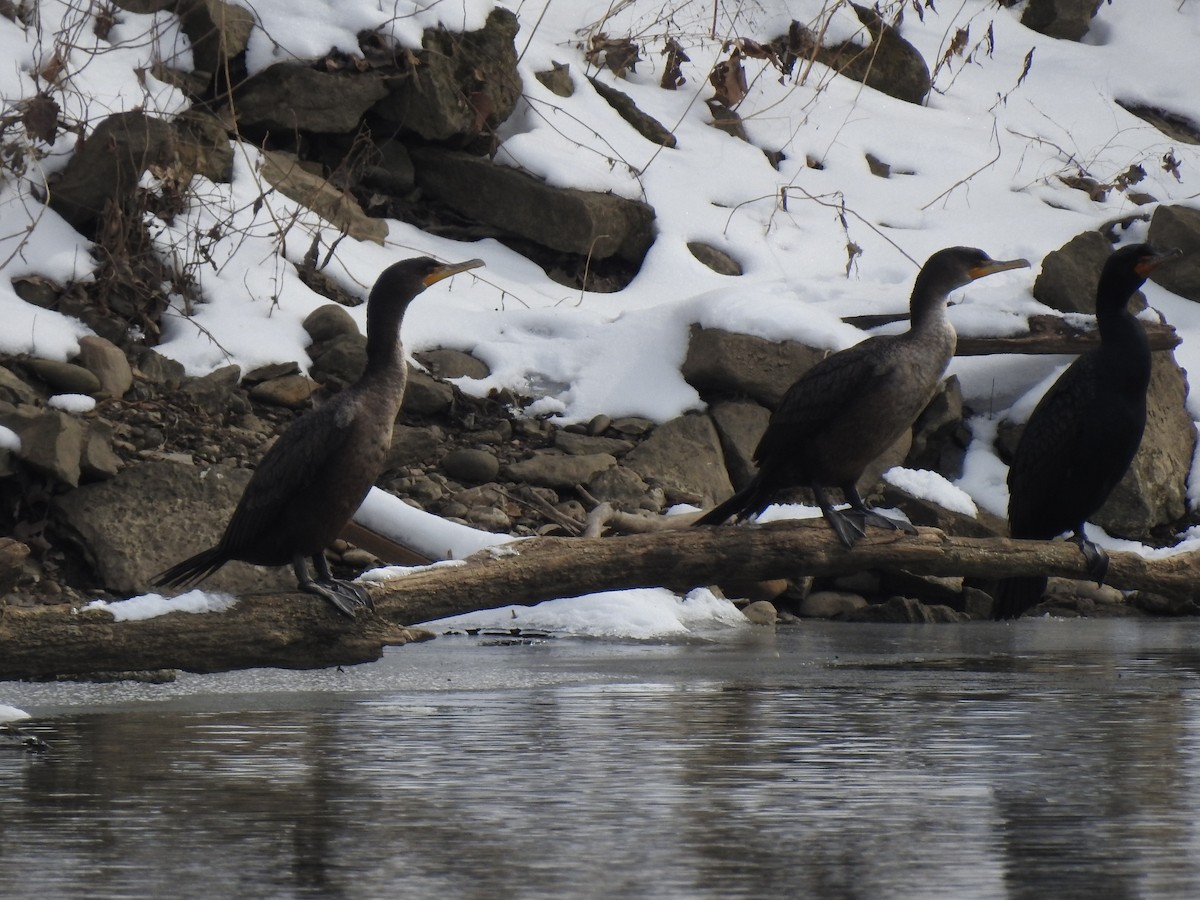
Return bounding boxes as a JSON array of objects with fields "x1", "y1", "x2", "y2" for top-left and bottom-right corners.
[
  {"x1": 423, "y1": 258, "x2": 485, "y2": 287},
  {"x1": 1135, "y1": 247, "x2": 1182, "y2": 276},
  {"x1": 969, "y1": 257, "x2": 1030, "y2": 280}
]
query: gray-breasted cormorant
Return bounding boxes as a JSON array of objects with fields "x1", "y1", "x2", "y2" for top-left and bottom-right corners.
[
  {"x1": 992, "y1": 243, "x2": 1179, "y2": 620},
  {"x1": 153, "y1": 256, "x2": 485, "y2": 617},
  {"x1": 695, "y1": 247, "x2": 1030, "y2": 545}
]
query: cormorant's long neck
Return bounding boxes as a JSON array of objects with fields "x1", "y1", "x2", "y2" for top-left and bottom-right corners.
[
  {"x1": 363, "y1": 297, "x2": 410, "y2": 380},
  {"x1": 906, "y1": 269, "x2": 951, "y2": 334},
  {"x1": 1095, "y1": 285, "x2": 1146, "y2": 346}
]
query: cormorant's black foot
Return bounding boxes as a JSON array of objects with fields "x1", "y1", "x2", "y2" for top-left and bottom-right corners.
[
  {"x1": 822, "y1": 508, "x2": 867, "y2": 548},
  {"x1": 1072, "y1": 533, "x2": 1109, "y2": 586},
  {"x1": 302, "y1": 578, "x2": 374, "y2": 618},
  {"x1": 849, "y1": 507, "x2": 919, "y2": 537}
]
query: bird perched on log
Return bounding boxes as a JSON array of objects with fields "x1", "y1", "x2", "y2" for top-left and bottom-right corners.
[
  {"x1": 154, "y1": 256, "x2": 485, "y2": 617},
  {"x1": 992, "y1": 243, "x2": 1179, "y2": 620},
  {"x1": 695, "y1": 247, "x2": 1030, "y2": 545}
]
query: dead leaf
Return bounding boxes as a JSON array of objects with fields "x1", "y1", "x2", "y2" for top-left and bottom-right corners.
[
  {"x1": 586, "y1": 33, "x2": 641, "y2": 78},
  {"x1": 1162, "y1": 149, "x2": 1182, "y2": 181},
  {"x1": 21, "y1": 93, "x2": 58, "y2": 144},
  {"x1": 709, "y1": 49, "x2": 748, "y2": 108},
  {"x1": 660, "y1": 38, "x2": 689, "y2": 90}
]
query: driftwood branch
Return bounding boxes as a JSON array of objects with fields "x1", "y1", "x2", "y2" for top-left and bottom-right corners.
[{"x1": 3, "y1": 521, "x2": 1198, "y2": 679}]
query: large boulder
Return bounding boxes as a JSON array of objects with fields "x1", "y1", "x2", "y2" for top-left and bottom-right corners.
[
  {"x1": 1020, "y1": 0, "x2": 1104, "y2": 42},
  {"x1": 623, "y1": 413, "x2": 733, "y2": 507},
  {"x1": 1148, "y1": 204, "x2": 1200, "y2": 301},
  {"x1": 410, "y1": 147, "x2": 655, "y2": 263},
  {"x1": 681, "y1": 326, "x2": 828, "y2": 408},
  {"x1": 235, "y1": 65, "x2": 389, "y2": 136},
  {"x1": 1032, "y1": 230, "x2": 1114, "y2": 313}
]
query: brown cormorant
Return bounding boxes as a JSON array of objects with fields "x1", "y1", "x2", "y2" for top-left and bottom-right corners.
[
  {"x1": 153, "y1": 256, "x2": 485, "y2": 617},
  {"x1": 992, "y1": 243, "x2": 1179, "y2": 620},
  {"x1": 695, "y1": 247, "x2": 1030, "y2": 545}
]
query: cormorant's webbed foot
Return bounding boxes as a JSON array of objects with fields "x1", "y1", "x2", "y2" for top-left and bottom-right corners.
[
  {"x1": 1070, "y1": 530, "x2": 1109, "y2": 586},
  {"x1": 844, "y1": 486, "x2": 918, "y2": 537},
  {"x1": 813, "y1": 486, "x2": 866, "y2": 548},
  {"x1": 295, "y1": 554, "x2": 375, "y2": 618}
]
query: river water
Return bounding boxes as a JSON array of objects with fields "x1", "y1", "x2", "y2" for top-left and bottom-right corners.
[{"x1": 3, "y1": 618, "x2": 1200, "y2": 899}]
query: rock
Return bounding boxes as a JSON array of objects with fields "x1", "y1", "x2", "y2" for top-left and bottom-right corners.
[
  {"x1": 415, "y1": 348, "x2": 489, "y2": 380},
  {"x1": 21, "y1": 359, "x2": 102, "y2": 396},
  {"x1": 588, "y1": 77, "x2": 676, "y2": 148},
  {"x1": 243, "y1": 362, "x2": 301, "y2": 383},
  {"x1": 48, "y1": 111, "x2": 177, "y2": 230},
  {"x1": 1093, "y1": 352, "x2": 1195, "y2": 538},
  {"x1": 682, "y1": 325, "x2": 828, "y2": 408},
  {"x1": 504, "y1": 451, "x2": 617, "y2": 490},
  {"x1": 553, "y1": 430, "x2": 634, "y2": 457},
  {"x1": 259, "y1": 150, "x2": 387, "y2": 244},
  {"x1": 361, "y1": 139, "x2": 416, "y2": 195},
  {"x1": 249, "y1": 374, "x2": 318, "y2": 409},
  {"x1": 174, "y1": 108, "x2": 235, "y2": 183},
  {"x1": 535, "y1": 62, "x2": 574, "y2": 97},
  {"x1": 11, "y1": 275, "x2": 59, "y2": 308},
  {"x1": 1033, "y1": 230, "x2": 1115, "y2": 313},
  {"x1": 235, "y1": 65, "x2": 389, "y2": 135},
  {"x1": 131, "y1": 346, "x2": 186, "y2": 387},
  {"x1": 441, "y1": 447, "x2": 500, "y2": 483},
  {"x1": 410, "y1": 147, "x2": 656, "y2": 263},
  {"x1": 303, "y1": 304, "x2": 360, "y2": 343},
  {"x1": 1021, "y1": 0, "x2": 1103, "y2": 41},
  {"x1": 741, "y1": 600, "x2": 778, "y2": 625},
  {"x1": 587, "y1": 414, "x2": 612, "y2": 436},
  {"x1": 0, "y1": 406, "x2": 84, "y2": 485},
  {"x1": 386, "y1": 424, "x2": 443, "y2": 469},
  {"x1": 1147, "y1": 204, "x2": 1200, "y2": 301},
  {"x1": 708, "y1": 399, "x2": 769, "y2": 490},
  {"x1": 175, "y1": 0, "x2": 254, "y2": 83},
  {"x1": 371, "y1": 9, "x2": 522, "y2": 143},
  {"x1": 179, "y1": 364, "x2": 242, "y2": 414},
  {"x1": 76, "y1": 335, "x2": 133, "y2": 398},
  {"x1": 623, "y1": 413, "x2": 734, "y2": 506},
  {"x1": 906, "y1": 376, "x2": 967, "y2": 479},
  {"x1": 464, "y1": 505, "x2": 512, "y2": 532},
  {"x1": 846, "y1": 596, "x2": 968, "y2": 623},
  {"x1": 309, "y1": 333, "x2": 366, "y2": 387},
  {"x1": 687, "y1": 241, "x2": 742, "y2": 276},
  {"x1": 52, "y1": 459, "x2": 295, "y2": 595},
  {"x1": 584, "y1": 465, "x2": 663, "y2": 512},
  {"x1": 402, "y1": 368, "x2": 454, "y2": 415},
  {"x1": 798, "y1": 591, "x2": 869, "y2": 619},
  {"x1": 878, "y1": 484, "x2": 1005, "y2": 539},
  {"x1": 609, "y1": 417, "x2": 655, "y2": 436},
  {"x1": 0, "y1": 366, "x2": 41, "y2": 406},
  {"x1": 81, "y1": 420, "x2": 122, "y2": 481}
]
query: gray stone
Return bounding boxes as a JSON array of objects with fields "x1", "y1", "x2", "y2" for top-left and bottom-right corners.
[
  {"x1": 415, "y1": 348, "x2": 490, "y2": 380},
  {"x1": 687, "y1": 241, "x2": 742, "y2": 276},
  {"x1": 131, "y1": 347, "x2": 186, "y2": 387},
  {"x1": 386, "y1": 425, "x2": 443, "y2": 469},
  {"x1": 310, "y1": 333, "x2": 366, "y2": 387},
  {"x1": 504, "y1": 451, "x2": 617, "y2": 490},
  {"x1": 303, "y1": 304, "x2": 361, "y2": 343},
  {"x1": 609, "y1": 417, "x2": 655, "y2": 436},
  {"x1": 741, "y1": 600, "x2": 778, "y2": 625},
  {"x1": 53, "y1": 459, "x2": 295, "y2": 596},
  {"x1": 0, "y1": 406, "x2": 84, "y2": 485},
  {"x1": 0, "y1": 366, "x2": 40, "y2": 406},
  {"x1": 1021, "y1": 0, "x2": 1103, "y2": 41},
  {"x1": 11, "y1": 275, "x2": 59, "y2": 308},
  {"x1": 249, "y1": 374, "x2": 318, "y2": 409},
  {"x1": 48, "y1": 111, "x2": 177, "y2": 230},
  {"x1": 442, "y1": 447, "x2": 500, "y2": 483},
  {"x1": 260, "y1": 150, "x2": 387, "y2": 244},
  {"x1": 362, "y1": 139, "x2": 416, "y2": 195},
  {"x1": 81, "y1": 420, "x2": 122, "y2": 481},
  {"x1": 798, "y1": 591, "x2": 869, "y2": 619},
  {"x1": 682, "y1": 325, "x2": 828, "y2": 409},
  {"x1": 1148, "y1": 204, "x2": 1200, "y2": 301},
  {"x1": 708, "y1": 399, "x2": 769, "y2": 489},
  {"x1": 585, "y1": 465, "x2": 663, "y2": 512},
  {"x1": 535, "y1": 62, "x2": 574, "y2": 97},
  {"x1": 623, "y1": 413, "x2": 734, "y2": 506},
  {"x1": 878, "y1": 484, "x2": 1005, "y2": 539},
  {"x1": 236, "y1": 65, "x2": 389, "y2": 135},
  {"x1": 589, "y1": 77, "x2": 676, "y2": 148},
  {"x1": 180, "y1": 364, "x2": 242, "y2": 414},
  {"x1": 175, "y1": 0, "x2": 254, "y2": 80},
  {"x1": 554, "y1": 430, "x2": 634, "y2": 457},
  {"x1": 402, "y1": 368, "x2": 454, "y2": 415},
  {"x1": 174, "y1": 108, "x2": 235, "y2": 183},
  {"x1": 244, "y1": 361, "x2": 301, "y2": 383},
  {"x1": 846, "y1": 596, "x2": 968, "y2": 623},
  {"x1": 22, "y1": 359, "x2": 102, "y2": 396},
  {"x1": 1033, "y1": 230, "x2": 1115, "y2": 313},
  {"x1": 76, "y1": 335, "x2": 133, "y2": 398},
  {"x1": 906, "y1": 375, "x2": 967, "y2": 479},
  {"x1": 410, "y1": 147, "x2": 656, "y2": 263}
]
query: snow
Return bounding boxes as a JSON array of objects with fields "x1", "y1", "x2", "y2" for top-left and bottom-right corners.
[
  {"x1": 0, "y1": 704, "x2": 31, "y2": 723},
  {"x1": 85, "y1": 590, "x2": 238, "y2": 622},
  {"x1": 2, "y1": 1, "x2": 1199, "y2": 638},
  {"x1": 47, "y1": 393, "x2": 96, "y2": 413},
  {"x1": 0, "y1": 426, "x2": 19, "y2": 452}
]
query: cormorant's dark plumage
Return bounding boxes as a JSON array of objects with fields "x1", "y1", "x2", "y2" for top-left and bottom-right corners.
[
  {"x1": 695, "y1": 247, "x2": 1029, "y2": 545},
  {"x1": 993, "y1": 243, "x2": 1178, "y2": 620},
  {"x1": 153, "y1": 256, "x2": 484, "y2": 617}
]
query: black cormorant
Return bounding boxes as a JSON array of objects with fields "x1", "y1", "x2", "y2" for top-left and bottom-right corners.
[
  {"x1": 153, "y1": 256, "x2": 485, "y2": 617},
  {"x1": 695, "y1": 247, "x2": 1030, "y2": 545},
  {"x1": 992, "y1": 243, "x2": 1179, "y2": 620}
]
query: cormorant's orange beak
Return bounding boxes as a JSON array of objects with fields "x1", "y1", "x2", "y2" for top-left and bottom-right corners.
[
  {"x1": 969, "y1": 257, "x2": 1030, "y2": 280},
  {"x1": 1135, "y1": 248, "x2": 1182, "y2": 277},
  {"x1": 424, "y1": 258, "x2": 485, "y2": 287}
]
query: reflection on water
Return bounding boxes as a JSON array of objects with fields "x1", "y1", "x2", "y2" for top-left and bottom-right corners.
[{"x1": 4, "y1": 619, "x2": 1200, "y2": 899}]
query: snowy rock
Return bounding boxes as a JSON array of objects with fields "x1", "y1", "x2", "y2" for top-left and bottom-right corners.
[
  {"x1": 0, "y1": 406, "x2": 84, "y2": 486},
  {"x1": 686, "y1": 242, "x2": 742, "y2": 276},
  {"x1": 1021, "y1": 0, "x2": 1104, "y2": 42},
  {"x1": 589, "y1": 77, "x2": 677, "y2": 149},
  {"x1": 236, "y1": 68, "x2": 389, "y2": 136},
  {"x1": 1148, "y1": 204, "x2": 1200, "y2": 301},
  {"x1": 1033, "y1": 230, "x2": 1116, "y2": 314},
  {"x1": 249, "y1": 374, "x2": 319, "y2": 409},
  {"x1": 553, "y1": 430, "x2": 634, "y2": 457},
  {"x1": 682, "y1": 326, "x2": 828, "y2": 409},
  {"x1": 21, "y1": 359, "x2": 102, "y2": 396},
  {"x1": 303, "y1": 304, "x2": 360, "y2": 343},
  {"x1": 415, "y1": 348, "x2": 490, "y2": 381},
  {"x1": 402, "y1": 369, "x2": 454, "y2": 415}
]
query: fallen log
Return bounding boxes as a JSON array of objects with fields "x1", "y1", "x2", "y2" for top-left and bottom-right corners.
[{"x1": 2, "y1": 520, "x2": 1197, "y2": 679}]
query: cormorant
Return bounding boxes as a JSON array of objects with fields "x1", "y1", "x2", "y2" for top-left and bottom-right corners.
[
  {"x1": 695, "y1": 247, "x2": 1030, "y2": 545},
  {"x1": 153, "y1": 256, "x2": 485, "y2": 617},
  {"x1": 992, "y1": 243, "x2": 1179, "y2": 620}
]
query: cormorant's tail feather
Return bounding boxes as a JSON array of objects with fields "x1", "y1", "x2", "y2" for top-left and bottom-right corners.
[
  {"x1": 991, "y1": 576, "x2": 1047, "y2": 620},
  {"x1": 151, "y1": 547, "x2": 228, "y2": 590},
  {"x1": 694, "y1": 476, "x2": 773, "y2": 527}
]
